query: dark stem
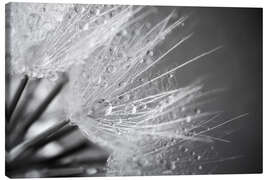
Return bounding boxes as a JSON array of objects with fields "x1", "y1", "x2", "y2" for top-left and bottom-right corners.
[
  {"x1": 7, "y1": 139, "x2": 91, "y2": 171},
  {"x1": 8, "y1": 76, "x2": 68, "y2": 148},
  {"x1": 7, "y1": 119, "x2": 70, "y2": 163},
  {"x1": 12, "y1": 125, "x2": 79, "y2": 162},
  {"x1": 6, "y1": 75, "x2": 29, "y2": 121},
  {"x1": 32, "y1": 125, "x2": 78, "y2": 151},
  {"x1": 6, "y1": 80, "x2": 40, "y2": 135}
]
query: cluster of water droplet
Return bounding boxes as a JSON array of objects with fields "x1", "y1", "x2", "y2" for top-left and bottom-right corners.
[
  {"x1": 7, "y1": 3, "x2": 135, "y2": 81},
  {"x1": 60, "y1": 5, "x2": 225, "y2": 175}
]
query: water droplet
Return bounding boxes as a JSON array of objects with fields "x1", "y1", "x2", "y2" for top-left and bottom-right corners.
[
  {"x1": 195, "y1": 108, "x2": 201, "y2": 114},
  {"x1": 160, "y1": 35, "x2": 166, "y2": 40},
  {"x1": 74, "y1": 5, "x2": 84, "y2": 13},
  {"x1": 139, "y1": 78, "x2": 145, "y2": 82},
  {"x1": 48, "y1": 73, "x2": 58, "y2": 81},
  {"x1": 138, "y1": 103, "x2": 147, "y2": 110},
  {"x1": 146, "y1": 22, "x2": 151, "y2": 29},
  {"x1": 82, "y1": 72, "x2": 88, "y2": 78},
  {"x1": 146, "y1": 50, "x2": 154, "y2": 56},
  {"x1": 122, "y1": 30, "x2": 128, "y2": 36},
  {"x1": 64, "y1": 13, "x2": 72, "y2": 20},
  {"x1": 89, "y1": 99, "x2": 112, "y2": 118},
  {"x1": 31, "y1": 71, "x2": 38, "y2": 77},
  {"x1": 145, "y1": 57, "x2": 153, "y2": 65},
  {"x1": 186, "y1": 116, "x2": 192, "y2": 123},
  {"x1": 109, "y1": 11, "x2": 114, "y2": 18},
  {"x1": 116, "y1": 128, "x2": 122, "y2": 135},
  {"x1": 100, "y1": 80, "x2": 108, "y2": 88},
  {"x1": 136, "y1": 158, "x2": 150, "y2": 167},
  {"x1": 169, "y1": 73, "x2": 174, "y2": 78},
  {"x1": 119, "y1": 94, "x2": 130, "y2": 101},
  {"x1": 95, "y1": 9, "x2": 101, "y2": 15},
  {"x1": 197, "y1": 155, "x2": 201, "y2": 160},
  {"x1": 106, "y1": 65, "x2": 116, "y2": 73},
  {"x1": 78, "y1": 22, "x2": 88, "y2": 31},
  {"x1": 198, "y1": 165, "x2": 203, "y2": 170},
  {"x1": 118, "y1": 81, "x2": 127, "y2": 88},
  {"x1": 125, "y1": 103, "x2": 137, "y2": 114},
  {"x1": 117, "y1": 51, "x2": 124, "y2": 58}
]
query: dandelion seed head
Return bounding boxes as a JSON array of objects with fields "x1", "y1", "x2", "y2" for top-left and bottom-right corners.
[{"x1": 60, "y1": 5, "x2": 223, "y2": 175}]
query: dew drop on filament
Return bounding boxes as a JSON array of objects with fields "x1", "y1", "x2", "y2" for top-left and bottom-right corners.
[
  {"x1": 195, "y1": 108, "x2": 201, "y2": 114},
  {"x1": 48, "y1": 72, "x2": 58, "y2": 81},
  {"x1": 186, "y1": 116, "x2": 191, "y2": 123},
  {"x1": 125, "y1": 103, "x2": 137, "y2": 114},
  {"x1": 146, "y1": 50, "x2": 154, "y2": 57},
  {"x1": 89, "y1": 98, "x2": 112, "y2": 118},
  {"x1": 119, "y1": 94, "x2": 130, "y2": 102},
  {"x1": 106, "y1": 65, "x2": 116, "y2": 73},
  {"x1": 118, "y1": 81, "x2": 127, "y2": 88}
]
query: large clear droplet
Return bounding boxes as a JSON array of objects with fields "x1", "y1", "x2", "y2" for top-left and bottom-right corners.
[
  {"x1": 48, "y1": 72, "x2": 58, "y2": 81},
  {"x1": 88, "y1": 98, "x2": 112, "y2": 118},
  {"x1": 119, "y1": 94, "x2": 130, "y2": 101},
  {"x1": 138, "y1": 103, "x2": 147, "y2": 110}
]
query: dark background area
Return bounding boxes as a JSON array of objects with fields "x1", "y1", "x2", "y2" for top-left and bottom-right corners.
[{"x1": 155, "y1": 6, "x2": 262, "y2": 174}]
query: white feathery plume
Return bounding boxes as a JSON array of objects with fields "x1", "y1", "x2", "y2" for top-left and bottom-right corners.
[{"x1": 63, "y1": 5, "x2": 247, "y2": 175}]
